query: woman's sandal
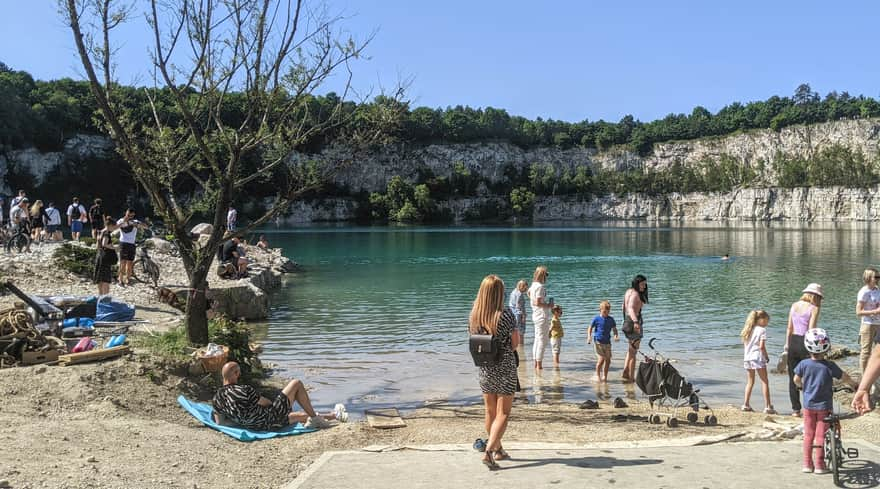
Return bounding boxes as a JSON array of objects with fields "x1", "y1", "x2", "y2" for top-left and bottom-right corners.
[
  {"x1": 482, "y1": 450, "x2": 500, "y2": 471},
  {"x1": 493, "y1": 447, "x2": 510, "y2": 461},
  {"x1": 741, "y1": 405, "x2": 754, "y2": 412}
]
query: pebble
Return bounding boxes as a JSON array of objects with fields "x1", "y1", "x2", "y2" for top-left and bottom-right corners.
[
  {"x1": 86, "y1": 456, "x2": 97, "y2": 463},
  {"x1": 0, "y1": 479, "x2": 9, "y2": 488}
]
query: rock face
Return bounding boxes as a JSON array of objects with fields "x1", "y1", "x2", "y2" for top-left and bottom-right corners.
[
  {"x1": 8, "y1": 118, "x2": 880, "y2": 222},
  {"x1": 532, "y1": 187, "x2": 880, "y2": 221},
  {"x1": 0, "y1": 135, "x2": 114, "y2": 194},
  {"x1": 295, "y1": 118, "x2": 880, "y2": 195}
]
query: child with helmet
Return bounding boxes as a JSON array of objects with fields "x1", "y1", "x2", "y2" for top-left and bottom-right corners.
[{"x1": 793, "y1": 328, "x2": 858, "y2": 474}]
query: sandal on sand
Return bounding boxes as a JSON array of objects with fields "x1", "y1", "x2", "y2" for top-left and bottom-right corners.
[
  {"x1": 579, "y1": 400, "x2": 600, "y2": 410},
  {"x1": 791, "y1": 410, "x2": 802, "y2": 418},
  {"x1": 741, "y1": 405, "x2": 754, "y2": 412},
  {"x1": 482, "y1": 451, "x2": 500, "y2": 471},
  {"x1": 764, "y1": 406, "x2": 777, "y2": 415},
  {"x1": 494, "y1": 448, "x2": 510, "y2": 461}
]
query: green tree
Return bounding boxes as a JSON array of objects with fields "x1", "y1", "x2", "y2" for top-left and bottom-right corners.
[
  {"x1": 62, "y1": 0, "x2": 399, "y2": 345},
  {"x1": 509, "y1": 187, "x2": 535, "y2": 217}
]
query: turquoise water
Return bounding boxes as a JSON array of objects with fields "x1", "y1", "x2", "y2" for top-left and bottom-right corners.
[{"x1": 257, "y1": 223, "x2": 875, "y2": 413}]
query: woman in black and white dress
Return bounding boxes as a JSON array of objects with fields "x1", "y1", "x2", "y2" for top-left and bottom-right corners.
[{"x1": 469, "y1": 274, "x2": 519, "y2": 470}]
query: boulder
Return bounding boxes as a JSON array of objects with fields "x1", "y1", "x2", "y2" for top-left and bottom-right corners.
[
  {"x1": 145, "y1": 237, "x2": 174, "y2": 254},
  {"x1": 191, "y1": 223, "x2": 214, "y2": 235},
  {"x1": 208, "y1": 282, "x2": 269, "y2": 320}
]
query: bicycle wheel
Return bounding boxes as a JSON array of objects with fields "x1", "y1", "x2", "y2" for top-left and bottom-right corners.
[
  {"x1": 5, "y1": 232, "x2": 30, "y2": 253},
  {"x1": 826, "y1": 430, "x2": 840, "y2": 486},
  {"x1": 132, "y1": 260, "x2": 147, "y2": 284}
]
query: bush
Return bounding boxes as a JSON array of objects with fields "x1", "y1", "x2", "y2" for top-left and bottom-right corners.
[
  {"x1": 140, "y1": 316, "x2": 263, "y2": 377},
  {"x1": 52, "y1": 242, "x2": 96, "y2": 277}
]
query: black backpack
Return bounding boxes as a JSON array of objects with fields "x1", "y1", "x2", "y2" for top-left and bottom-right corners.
[
  {"x1": 469, "y1": 326, "x2": 501, "y2": 367},
  {"x1": 70, "y1": 205, "x2": 81, "y2": 220}
]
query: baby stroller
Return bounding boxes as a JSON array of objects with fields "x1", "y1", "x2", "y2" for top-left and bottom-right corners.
[{"x1": 635, "y1": 338, "x2": 717, "y2": 427}]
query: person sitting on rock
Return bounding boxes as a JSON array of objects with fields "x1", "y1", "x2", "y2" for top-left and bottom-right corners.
[
  {"x1": 257, "y1": 234, "x2": 269, "y2": 250},
  {"x1": 212, "y1": 361, "x2": 347, "y2": 430},
  {"x1": 220, "y1": 235, "x2": 248, "y2": 278}
]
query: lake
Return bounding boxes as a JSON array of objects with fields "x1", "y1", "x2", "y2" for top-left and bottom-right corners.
[{"x1": 255, "y1": 222, "x2": 876, "y2": 413}]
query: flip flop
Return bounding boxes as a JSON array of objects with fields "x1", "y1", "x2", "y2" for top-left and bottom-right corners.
[{"x1": 741, "y1": 405, "x2": 754, "y2": 412}]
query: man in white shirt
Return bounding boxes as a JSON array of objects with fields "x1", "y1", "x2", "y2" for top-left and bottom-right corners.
[
  {"x1": 115, "y1": 208, "x2": 147, "y2": 286},
  {"x1": 227, "y1": 205, "x2": 237, "y2": 232},
  {"x1": 45, "y1": 202, "x2": 62, "y2": 241},
  {"x1": 10, "y1": 189, "x2": 26, "y2": 209},
  {"x1": 67, "y1": 197, "x2": 87, "y2": 241}
]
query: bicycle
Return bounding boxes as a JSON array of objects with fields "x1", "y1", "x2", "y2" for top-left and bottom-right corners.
[
  {"x1": 132, "y1": 243, "x2": 160, "y2": 287},
  {"x1": 823, "y1": 411, "x2": 860, "y2": 486},
  {"x1": 4, "y1": 222, "x2": 32, "y2": 253}
]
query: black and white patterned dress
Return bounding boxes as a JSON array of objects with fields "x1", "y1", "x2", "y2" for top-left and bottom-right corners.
[
  {"x1": 477, "y1": 308, "x2": 518, "y2": 395},
  {"x1": 212, "y1": 384, "x2": 291, "y2": 430}
]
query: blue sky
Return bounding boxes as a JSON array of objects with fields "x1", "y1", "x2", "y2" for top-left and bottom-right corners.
[{"x1": 2, "y1": 1, "x2": 880, "y2": 122}]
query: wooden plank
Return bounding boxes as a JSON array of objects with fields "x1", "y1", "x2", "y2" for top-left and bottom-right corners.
[
  {"x1": 58, "y1": 345, "x2": 130, "y2": 365},
  {"x1": 364, "y1": 408, "x2": 407, "y2": 429}
]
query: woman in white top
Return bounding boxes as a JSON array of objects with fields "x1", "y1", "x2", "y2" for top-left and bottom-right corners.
[
  {"x1": 528, "y1": 266, "x2": 553, "y2": 370},
  {"x1": 856, "y1": 268, "x2": 880, "y2": 386}
]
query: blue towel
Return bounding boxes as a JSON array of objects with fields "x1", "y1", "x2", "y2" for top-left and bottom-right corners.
[{"x1": 177, "y1": 395, "x2": 316, "y2": 442}]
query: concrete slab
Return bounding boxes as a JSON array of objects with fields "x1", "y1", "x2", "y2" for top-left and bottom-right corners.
[{"x1": 283, "y1": 440, "x2": 880, "y2": 489}]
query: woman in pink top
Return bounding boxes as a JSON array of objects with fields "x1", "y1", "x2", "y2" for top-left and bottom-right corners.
[
  {"x1": 622, "y1": 274, "x2": 648, "y2": 382},
  {"x1": 786, "y1": 283, "x2": 823, "y2": 417}
]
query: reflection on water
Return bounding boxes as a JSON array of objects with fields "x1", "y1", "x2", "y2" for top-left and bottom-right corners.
[{"x1": 257, "y1": 223, "x2": 875, "y2": 411}]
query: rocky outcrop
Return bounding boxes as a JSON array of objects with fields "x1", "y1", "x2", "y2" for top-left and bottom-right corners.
[{"x1": 533, "y1": 187, "x2": 880, "y2": 221}]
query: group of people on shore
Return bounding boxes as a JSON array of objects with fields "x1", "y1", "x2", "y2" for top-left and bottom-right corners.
[
  {"x1": 4, "y1": 189, "x2": 112, "y2": 249},
  {"x1": 468, "y1": 266, "x2": 880, "y2": 473},
  {"x1": 737, "y1": 272, "x2": 880, "y2": 474},
  {"x1": 469, "y1": 267, "x2": 648, "y2": 470}
]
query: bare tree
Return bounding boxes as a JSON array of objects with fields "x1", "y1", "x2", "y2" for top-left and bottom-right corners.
[{"x1": 60, "y1": 0, "x2": 398, "y2": 344}]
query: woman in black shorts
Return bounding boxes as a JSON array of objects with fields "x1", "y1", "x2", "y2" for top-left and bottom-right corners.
[
  {"x1": 93, "y1": 217, "x2": 119, "y2": 295},
  {"x1": 29, "y1": 200, "x2": 49, "y2": 243},
  {"x1": 622, "y1": 274, "x2": 648, "y2": 382}
]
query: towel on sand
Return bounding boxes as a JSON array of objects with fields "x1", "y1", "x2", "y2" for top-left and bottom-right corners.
[{"x1": 177, "y1": 395, "x2": 315, "y2": 442}]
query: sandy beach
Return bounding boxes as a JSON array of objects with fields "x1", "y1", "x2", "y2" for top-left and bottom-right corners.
[{"x1": 3, "y1": 351, "x2": 879, "y2": 489}]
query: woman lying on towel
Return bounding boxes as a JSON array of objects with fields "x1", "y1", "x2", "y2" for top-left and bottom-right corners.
[{"x1": 212, "y1": 361, "x2": 347, "y2": 430}]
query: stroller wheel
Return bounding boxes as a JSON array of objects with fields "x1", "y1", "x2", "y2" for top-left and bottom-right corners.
[
  {"x1": 687, "y1": 412, "x2": 698, "y2": 424},
  {"x1": 666, "y1": 417, "x2": 679, "y2": 428},
  {"x1": 705, "y1": 415, "x2": 718, "y2": 426},
  {"x1": 649, "y1": 414, "x2": 661, "y2": 424}
]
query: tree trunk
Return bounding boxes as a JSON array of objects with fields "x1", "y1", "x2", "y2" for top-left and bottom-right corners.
[{"x1": 185, "y1": 264, "x2": 211, "y2": 345}]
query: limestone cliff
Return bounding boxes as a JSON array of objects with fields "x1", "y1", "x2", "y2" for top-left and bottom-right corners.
[{"x1": 6, "y1": 118, "x2": 880, "y2": 222}]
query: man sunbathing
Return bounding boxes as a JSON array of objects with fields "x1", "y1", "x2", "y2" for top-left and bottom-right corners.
[{"x1": 212, "y1": 361, "x2": 347, "y2": 430}]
